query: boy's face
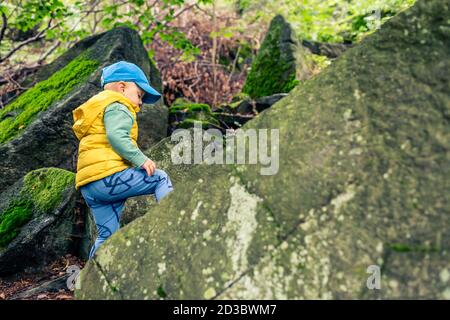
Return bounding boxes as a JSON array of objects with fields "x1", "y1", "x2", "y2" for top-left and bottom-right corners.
[{"x1": 122, "y1": 82, "x2": 145, "y2": 107}]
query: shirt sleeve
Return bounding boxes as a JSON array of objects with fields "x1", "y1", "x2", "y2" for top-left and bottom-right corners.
[{"x1": 104, "y1": 102, "x2": 149, "y2": 167}]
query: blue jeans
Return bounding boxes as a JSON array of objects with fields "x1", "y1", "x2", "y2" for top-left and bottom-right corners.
[{"x1": 80, "y1": 167, "x2": 173, "y2": 259}]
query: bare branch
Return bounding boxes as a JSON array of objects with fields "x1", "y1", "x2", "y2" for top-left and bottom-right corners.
[
  {"x1": 0, "y1": 12, "x2": 7, "y2": 47},
  {"x1": 227, "y1": 44, "x2": 241, "y2": 87},
  {"x1": 37, "y1": 40, "x2": 61, "y2": 63},
  {"x1": 0, "y1": 18, "x2": 59, "y2": 63},
  {"x1": 71, "y1": 0, "x2": 101, "y2": 32},
  {"x1": 145, "y1": 1, "x2": 197, "y2": 42}
]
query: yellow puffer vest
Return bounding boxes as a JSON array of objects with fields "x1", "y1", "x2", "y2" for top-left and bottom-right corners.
[{"x1": 72, "y1": 89, "x2": 141, "y2": 190}]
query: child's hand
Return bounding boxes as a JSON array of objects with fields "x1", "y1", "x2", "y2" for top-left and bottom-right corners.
[{"x1": 141, "y1": 159, "x2": 156, "y2": 176}]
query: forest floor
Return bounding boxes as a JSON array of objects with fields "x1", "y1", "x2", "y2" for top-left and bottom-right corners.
[{"x1": 0, "y1": 254, "x2": 85, "y2": 300}]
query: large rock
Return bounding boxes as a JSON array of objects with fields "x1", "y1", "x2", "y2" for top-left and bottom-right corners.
[
  {"x1": 0, "y1": 168, "x2": 77, "y2": 275},
  {"x1": 76, "y1": 0, "x2": 450, "y2": 299},
  {"x1": 242, "y1": 14, "x2": 316, "y2": 98},
  {"x1": 121, "y1": 127, "x2": 213, "y2": 226},
  {"x1": 0, "y1": 26, "x2": 167, "y2": 193}
]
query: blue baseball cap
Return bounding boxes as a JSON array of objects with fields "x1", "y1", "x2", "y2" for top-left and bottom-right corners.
[{"x1": 100, "y1": 61, "x2": 162, "y2": 104}]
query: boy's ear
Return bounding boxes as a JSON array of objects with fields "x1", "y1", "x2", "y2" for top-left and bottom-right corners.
[{"x1": 118, "y1": 81, "x2": 126, "y2": 91}]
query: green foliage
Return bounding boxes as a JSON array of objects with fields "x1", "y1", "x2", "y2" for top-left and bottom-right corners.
[
  {"x1": 2, "y1": 0, "x2": 417, "y2": 69},
  {"x1": 345, "y1": 8, "x2": 397, "y2": 42},
  {"x1": 0, "y1": 199, "x2": 33, "y2": 248},
  {"x1": 236, "y1": 0, "x2": 252, "y2": 14},
  {"x1": 237, "y1": 0, "x2": 417, "y2": 43},
  {"x1": 10, "y1": 0, "x2": 71, "y2": 33},
  {"x1": 0, "y1": 53, "x2": 99, "y2": 144},
  {"x1": 22, "y1": 167, "x2": 75, "y2": 213},
  {"x1": 158, "y1": 27, "x2": 201, "y2": 63},
  {"x1": 1, "y1": 0, "x2": 214, "y2": 63}
]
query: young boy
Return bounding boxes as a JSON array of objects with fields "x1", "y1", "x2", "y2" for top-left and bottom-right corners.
[{"x1": 72, "y1": 61, "x2": 173, "y2": 259}]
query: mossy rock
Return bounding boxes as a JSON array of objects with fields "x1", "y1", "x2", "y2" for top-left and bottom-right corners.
[
  {"x1": 0, "y1": 168, "x2": 77, "y2": 275},
  {"x1": 169, "y1": 99, "x2": 220, "y2": 132},
  {"x1": 0, "y1": 53, "x2": 99, "y2": 144},
  {"x1": 169, "y1": 98, "x2": 212, "y2": 114},
  {"x1": 0, "y1": 198, "x2": 33, "y2": 248},
  {"x1": 76, "y1": 0, "x2": 450, "y2": 299},
  {"x1": 230, "y1": 92, "x2": 252, "y2": 104},
  {"x1": 0, "y1": 26, "x2": 167, "y2": 194},
  {"x1": 215, "y1": 92, "x2": 252, "y2": 113},
  {"x1": 213, "y1": 112, "x2": 254, "y2": 129},
  {"x1": 242, "y1": 14, "x2": 316, "y2": 98},
  {"x1": 217, "y1": 93, "x2": 288, "y2": 115}
]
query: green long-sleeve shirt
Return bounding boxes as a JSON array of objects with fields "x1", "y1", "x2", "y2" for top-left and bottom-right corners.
[{"x1": 103, "y1": 102, "x2": 149, "y2": 167}]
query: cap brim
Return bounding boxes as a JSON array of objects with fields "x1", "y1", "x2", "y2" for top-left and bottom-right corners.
[{"x1": 136, "y1": 81, "x2": 162, "y2": 104}]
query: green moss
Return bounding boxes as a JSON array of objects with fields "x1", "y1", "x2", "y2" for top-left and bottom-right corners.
[
  {"x1": 0, "y1": 199, "x2": 33, "y2": 248},
  {"x1": 242, "y1": 15, "x2": 300, "y2": 98},
  {"x1": 169, "y1": 103, "x2": 212, "y2": 114},
  {"x1": 0, "y1": 53, "x2": 99, "y2": 144},
  {"x1": 169, "y1": 100, "x2": 220, "y2": 130},
  {"x1": 0, "y1": 167, "x2": 75, "y2": 247},
  {"x1": 157, "y1": 285, "x2": 167, "y2": 298},
  {"x1": 389, "y1": 243, "x2": 439, "y2": 253},
  {"x1": 177, "y1": 118, "x2": 220, "y2": 130},
  {"x1": 22, "y1": 167, "x2": 75, "y2": 213},
  {"x1": 310, "y1": 54, "x2": 332, "y2": 71},
  {"x1": 390, "y1": 244, "x2": 411, "y2": 252},
  {"x1": 231, "y1": 92, "x2": 251, "y2": 103},
  {"x1": 169, "y1": 98, "x2": 212, "y2": 114}
]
